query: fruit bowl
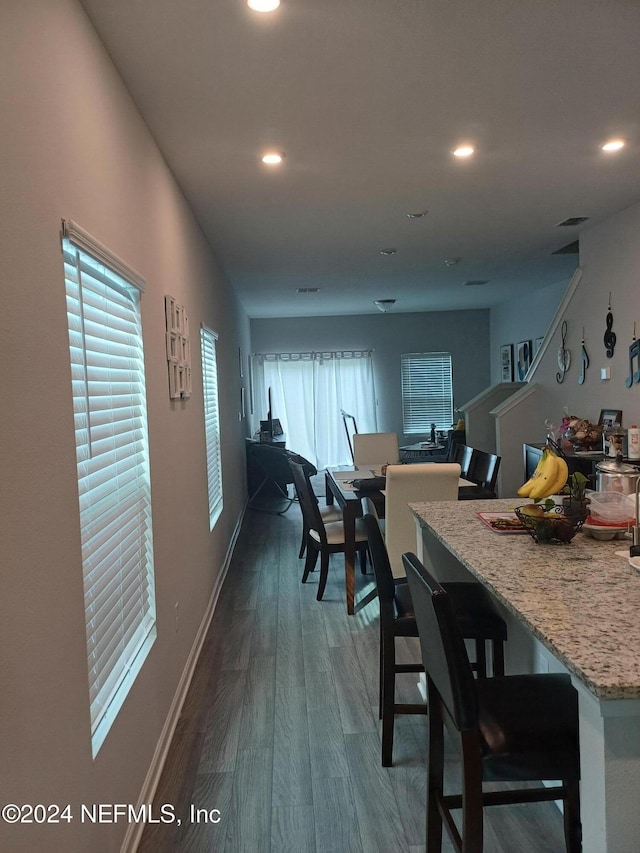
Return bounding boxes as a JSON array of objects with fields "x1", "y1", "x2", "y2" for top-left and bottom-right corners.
[{"x1": 514, "y1": 505, "x2": 585, "y2": 544}]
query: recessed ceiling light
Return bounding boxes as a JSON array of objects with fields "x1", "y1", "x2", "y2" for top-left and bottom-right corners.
[
  {"x1": 601, "y1": 139, "x2": 625, "y2": 152},
  {"x1": 374, "y1": 299, "x2": 396, "y2": 312},
  {"x1": 261, "y1": 151, "x2": 284, "y2": 165},
  {"x1": 248, "y1": 0, "x2": 280, "y2": 11},
  {"x1": 452, "y1": 145, "x2": 474, "y2": 158},
  {"x1": 379, "y1": 248, "x2": 397, "y2": 255}
]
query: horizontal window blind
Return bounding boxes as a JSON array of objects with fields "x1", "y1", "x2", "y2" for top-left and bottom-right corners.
[
  {"x1": 62, "y1": 227, "x2": 156, "y2": 756},
  {"x1": 201, "y1": 327, "x2": 223, "y2": 528},
  {"x1": 401, "y1": 352, "x2": 453, "y2": 433}
]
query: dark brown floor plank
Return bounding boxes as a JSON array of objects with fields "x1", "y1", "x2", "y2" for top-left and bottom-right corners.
[{"x1": 139, "y1": 499, "x2": 569, "y2": 853}]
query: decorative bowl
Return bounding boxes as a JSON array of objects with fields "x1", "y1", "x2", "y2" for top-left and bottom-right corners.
[{"x1": 514, "y1": 505, "x2": 585, "y2": 544}]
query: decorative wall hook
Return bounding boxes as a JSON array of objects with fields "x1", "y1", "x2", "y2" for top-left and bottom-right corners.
[
  {"x1": 578, "y1": 327, "x2": 589, "y2": 385},
  {"x1": 626, "y1": 322, "x2": 640, "y2": 388},
  {"x1": 556, "y1": 320, "x2": 570, "y2": 383},
  {"x1": 604, "y1": 293, "x2": 616, "y2": 358}
]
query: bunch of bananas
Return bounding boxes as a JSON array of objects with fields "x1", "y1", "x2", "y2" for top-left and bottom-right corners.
[{"x1": 517, "y1": 446, "x2": 569, "y2": 501}]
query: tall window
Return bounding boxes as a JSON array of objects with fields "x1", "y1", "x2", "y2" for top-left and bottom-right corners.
[
  {"x1": 201, "y1": 326, "x2": 223, "y2": 528},
  {"x1": 251, "y1": 351, "x2": 377, "y2": 469},
  {"x1": 62, "y1": 220, "x2": 156, "y2": 756},
  {"x1": 401, "y1": 352, "x2": 453, "y2": 433}
]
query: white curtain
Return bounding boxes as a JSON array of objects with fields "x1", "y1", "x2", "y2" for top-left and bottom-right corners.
[{"x1": 252, "y1": 351, "x2": 377, "y2": 469}]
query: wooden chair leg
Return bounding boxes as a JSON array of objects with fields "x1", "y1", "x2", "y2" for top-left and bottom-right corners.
[
  {"x1": 460, "y1": 734, "x2": 484, "y2": 853},
  {"x1": 378, "y1": 625, "x2": 384, "y2": 720},
  {"x1": 563, "y1": 779, "x2": 582, "y2": 853},
  {"x1": 381, "y1": 631, "x2": 396, "y2": 766},
  {"x1": 426, "y1": 686, "x2": 445, "y2": 853},
  {"x1": 298, "y1": 525, "x2": 306, "y2": 559},
  {"x1": 359, "y1": 546, "x2": 368, "y2": 574},
  {"x1": 316, "y1": 551, "x2": 330, "y2": 600},
  {"x1": 302, "y1": 545, "x2": 318, "y2": 583}
]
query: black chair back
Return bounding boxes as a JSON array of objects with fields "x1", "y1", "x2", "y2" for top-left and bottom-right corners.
[
  {"x1": 451, "y1": 443, "x2": 473, "y2": 478},
  {"x1": 289, "y1": 459, "x2": 326, "y2": 546},
  {"x1": 467, "y1": 449, "x2": 501, "y2": 493},
  {"x1": 360, "y1": 497, "x2": 395, "y2": 604},
  {"x1": 403, "y1": 552, "x2": 478, "y2": 731}
]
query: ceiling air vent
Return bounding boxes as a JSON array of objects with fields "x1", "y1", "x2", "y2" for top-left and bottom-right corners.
[
  {"x1": 464, "y1": 280, "x2": 489, "y2": 287},
  {"x1": 296, "y1": 287, "x2": 319, "y2": 293},
  {"x1": 554, "y1": 217, "x2": 588, "y2": 227}
]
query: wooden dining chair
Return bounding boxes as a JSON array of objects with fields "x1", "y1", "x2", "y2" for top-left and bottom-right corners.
[
  {"x1": 403, "y1": 552, "x2": 581, "y2": 853},
  {"x1": 384, "y1": 462, "x2": 460, "y2": 578},
  {"x1": 458, "y1": 449, "x2": 501, "y2": 499},
  {"x1": 353, "y1": 432, "x2": 399, "y2": 468},
  {"x1": 361, "y1": 500, "x2": 507, "y2": 767},
  {"x1": 289, "y1": 460, "x2": 368, "y2": 600}
]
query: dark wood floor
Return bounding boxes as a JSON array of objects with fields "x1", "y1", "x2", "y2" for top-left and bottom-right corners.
[{"x1": 138, "y1": 487, "x2": 567, "y2": 853}]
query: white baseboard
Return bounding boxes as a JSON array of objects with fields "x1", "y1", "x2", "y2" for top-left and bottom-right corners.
[{"x1": 121, "y1": 502, "x2": 247, "y2": 853}]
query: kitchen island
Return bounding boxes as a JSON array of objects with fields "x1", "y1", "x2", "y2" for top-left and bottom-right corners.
[{"x1": 411, "y1": 498, "x2": 640, "y2": 853}]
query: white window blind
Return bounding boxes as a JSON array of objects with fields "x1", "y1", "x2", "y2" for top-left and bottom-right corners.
[
  {"x1": 201, "y1": 326, "x2": 223, "y2": 528},
  {"x1": 62, "y1": 222, "x2": 156, "y2": 756},
  {"x1": 401, "y1": 352, "x2": 453, "y2": 433}
]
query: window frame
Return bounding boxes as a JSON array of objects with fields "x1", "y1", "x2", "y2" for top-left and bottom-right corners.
[
  {"x1": 201, "y1": 325, "x2": 223, "y2": 529},
  {"x1": 401, "y1": 351, "x2": 453, "y2": 434},
  {"x1": 61, "y1": 220, "x2": 156, "y2": 757}
]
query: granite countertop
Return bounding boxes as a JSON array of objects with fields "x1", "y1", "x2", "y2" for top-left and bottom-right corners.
[{"x1": 410, "y1": 498, "x2": 640, "y2": 700}]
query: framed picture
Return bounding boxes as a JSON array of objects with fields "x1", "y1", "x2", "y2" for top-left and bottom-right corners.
[
  {"x1": 598, "y1": 409, "x2": 623, "y2": 428},
  {"x1": 515, "y1": 340, "x2": 533, "y2": 381},
  {"x1": 500, "y1": 344, "x2": 514, "y2": 382}
]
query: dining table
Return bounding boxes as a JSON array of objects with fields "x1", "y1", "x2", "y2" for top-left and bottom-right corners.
[
  {"x1": 410, "y1": 497, "x2": 640, "y2": 853},
  {"x1": 324, "y1": 464, "x2": 474, "y2": 615}
]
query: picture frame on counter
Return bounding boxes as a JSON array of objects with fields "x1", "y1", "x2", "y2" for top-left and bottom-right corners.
[
  {"x1": 598, "y1": 409, "x2": 623, "y2": 428},
  {"x1": 515, "y1": 339, "x2": 533, "y2": 381},
  {"x1": 500, "y1": 344, "x2": 514, "y2": 382}
]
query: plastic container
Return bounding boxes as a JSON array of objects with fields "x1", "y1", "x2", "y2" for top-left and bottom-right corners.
[
  {"x1": 585, "y1": 490, "x2": 636, "y2": 526},
  {"x1": 628, "y1": 426, "x2": 640, "y2": 460}
]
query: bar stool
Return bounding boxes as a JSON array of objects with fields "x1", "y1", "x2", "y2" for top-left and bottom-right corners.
[
  {"x1": 403, "y1": 552, "x2": 581, "y2": 853},
  {"x1": 361, "y1": 498, "x2": 507, "y2": 767}
]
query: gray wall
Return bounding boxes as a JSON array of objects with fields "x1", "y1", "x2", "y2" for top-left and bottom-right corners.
[
  {"x1": 0, "y1": 3, "x2": 248, "y2": 850},
  {"x1": 527, "y1": 201, "x2": 640, "y2": 437},
  {"x1": 489, "y1": 278, "x2": 570, "y2": 385},
  {"x1": 250, "y1": 309, "x2": 490, "y2": 443}
]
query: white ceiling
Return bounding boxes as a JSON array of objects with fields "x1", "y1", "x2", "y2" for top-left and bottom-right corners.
[{"x1": 80, "y1": 0, "x2": 640, "y2": 319}]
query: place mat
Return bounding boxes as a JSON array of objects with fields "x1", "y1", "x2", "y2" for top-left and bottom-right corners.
[{"x1": 477, "y1": 511, "x2": 527, "y2": 534}]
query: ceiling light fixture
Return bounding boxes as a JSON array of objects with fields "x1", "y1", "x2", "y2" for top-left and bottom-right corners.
[
  {"x1": 406, "y1": 210, "x2": 428, "y2": 219},
  {"x1": 444, "y1": 257, "x2": 461, "y2": 267},
  {"x1": 452, "y1": 145, "x2": 474, "y2": 158},
  {"x1": 601, "y1": 139, "x2": 625, "y2": 152},
  {"x1": 379, "y1": 248, "x2": 397, "y2": 255},
  {"x1": 261, "y1": 151, "x2": 284, "y2": 165},
  {"x1": 374, "y1": 299, "x2": 396, "y2": 313},
  {"x1": 247, "y1": 0, "x2": 280, "y2": 12}
]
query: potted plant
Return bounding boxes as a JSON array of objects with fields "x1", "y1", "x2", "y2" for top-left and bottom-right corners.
[{"x1": 561, "y1": 472, "x2": 590, "y2": 521}]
